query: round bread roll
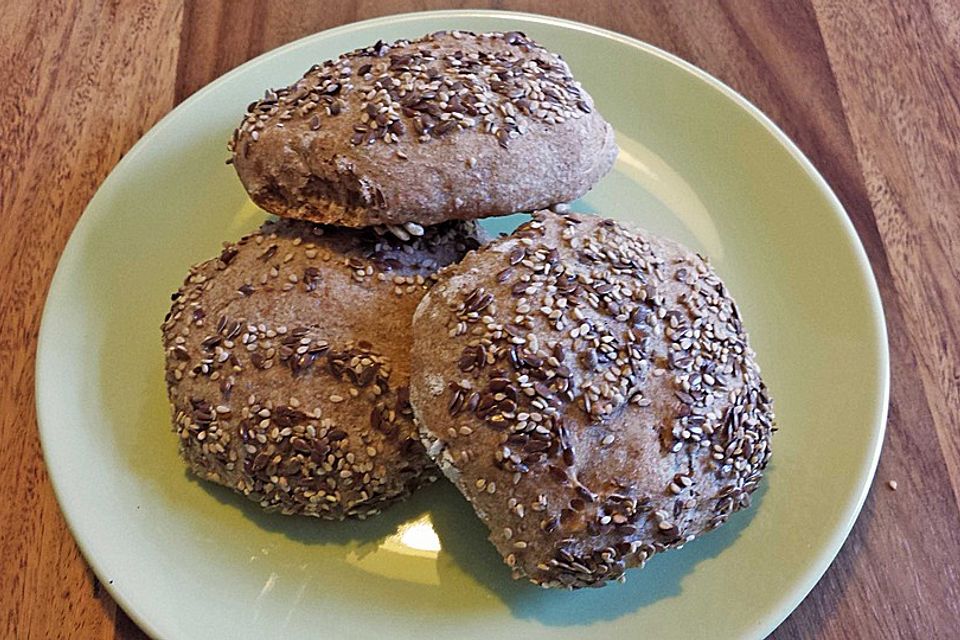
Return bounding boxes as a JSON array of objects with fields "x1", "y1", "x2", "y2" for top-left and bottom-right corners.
[
  {"x1": 410, "y1": 211, "x2": 775, "y2": 587},
  {"x1": 229, "y1": 30, "x2": 617, "y2": 227},
  {"x1": 161, "y1": 218, "x2": 486, "y2": 519}
]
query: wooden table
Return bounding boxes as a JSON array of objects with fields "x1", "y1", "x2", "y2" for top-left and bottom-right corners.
[{"x1": 3, "y1": 1, "x2": 958, "y2": 637}]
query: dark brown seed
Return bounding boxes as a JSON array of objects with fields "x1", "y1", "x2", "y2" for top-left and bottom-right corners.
[
  {"x1": 448, "y1": 388, "x2": 464, "y2": 415},
  {"x1": 437, "y1": 119, "x2": 458, "y2": 136},
  {"x1": 303, "y1": 267, "x2": 321, "y2": 292},
  {"x1": 475, "y1": 393, "x2": 498, "y2": 417},
  {"x1": 309, "y1": 115, "x2": 321, "y2": 130},
  {"x1": 238, "y1": 284, "x2": 254, "y2": 296},
  {"x1": 396, "y1": 385, "x2": 411, "y2": 411},
  {"x1": 219, "y1": 247, "x2": 238, "y2": 265},
  {"x1": 496, "y1": 267, "x2": 514, "y2": 283},
  {"x1": 508, "y1": 346, "x2": 521, "y2": 369},
  {"x1": 476, "y1": 292, "x2": 494, "y2": 311},
  {"x1": 548, "y1": 466, "x2": 569, "y2": 484},
  {"x1": 327, "y1": 429, "x2": 348, "y2": 442},
  {"x1": 509, "y1": 247, "x2": 526, "y2": 265},
  {"x1": 553, "y1": 343, "x2": 566, "y2": 361},
  {"x1": 524, "y1": 439, "x2": 549, "y2": 453},
  {"x1": 459, "y1": 347, "x2": 477, "y2": 371},
  {"x1": 251, "y1": 451, "x2": 270, "y2": 472},
  {"x1": 259, "y1": 244, "x2": 278, "y2": 261},
  {"x1": 464, "y1": 392, "x2": 480, "y2": 413},
  {"x1": 504, "y1": 324, "x2": 524, "y2": 338},
  {"x1": 489, "y1": 378, "x2": 510, "y2": 392},
  {"x1": 291, "y1": 437, "x2": 312, "y2": 453},
  {"x1": 523, "y1": 354, "x2": 544, "y2": 368},
  {"x1": 594, "y1": 282, "x2": 613, "y2": 295}
]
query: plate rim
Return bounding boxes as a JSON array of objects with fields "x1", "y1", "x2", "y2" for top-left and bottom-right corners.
[{"x1": 35, "y1": 9, "x2": 890, "y2": 639}]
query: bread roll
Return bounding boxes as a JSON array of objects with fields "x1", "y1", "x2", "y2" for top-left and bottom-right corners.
[
  {"x1": 410, "y1": 211, "x2": 774, "y2": 587},
  {"x1": 162, "y1": 218, "x2": 486, "y2": 518},
  {"x1": 230, "y1": 31, "x2": 617, "y2": 227}
]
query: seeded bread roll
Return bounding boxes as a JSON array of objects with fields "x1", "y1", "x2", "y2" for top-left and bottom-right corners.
[
  {"x1": 162, "y1": 218, "x2": 486, "y2": 519},
  {"x1": 229, "y1": 30, "x2": 617, "y2": 227},
  {"x1": 410, "y1": 211, "x2": 775, "y2": 587}
]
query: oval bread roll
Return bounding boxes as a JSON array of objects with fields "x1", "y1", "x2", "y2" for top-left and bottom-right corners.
[
  {"x1": 162, "y1": 218, "x2": 486, "y2": 518},
  {"x1": 410, "y1": 211, "x2": 775, "y2": 587},
  {"x1": 230, "y1": 31, "x2": 617, "y2": 227}
]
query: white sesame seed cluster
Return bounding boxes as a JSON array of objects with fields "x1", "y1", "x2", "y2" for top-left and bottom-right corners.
[{"x1": 230, "y1": 30, "x2": 593, "y2": 152}]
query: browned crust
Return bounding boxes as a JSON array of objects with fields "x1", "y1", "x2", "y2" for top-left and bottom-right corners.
[
  {"x1": 230, "y1": 30, "x2": 618, "y2": 227},
  {"x1": 161, "y1": 218, "x2": 486, "y2": 519},
  {"x1": 410, "y1": 211, "x2": 775, "y2": 587}
]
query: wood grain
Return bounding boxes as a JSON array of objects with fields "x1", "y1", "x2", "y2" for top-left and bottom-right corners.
[
  {"x1": 0, "y1": 2, "x2": 182, "y2": 639},
  {"x1": 2, "y1": 1, "x2": 957, "y2": 637}
]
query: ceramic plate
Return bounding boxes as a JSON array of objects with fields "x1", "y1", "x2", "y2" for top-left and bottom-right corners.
[{"x1": 37, "y1": 10, "x2": 888, "y2": 639}]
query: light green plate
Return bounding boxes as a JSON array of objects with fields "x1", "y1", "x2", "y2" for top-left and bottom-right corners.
[{"x1": 37, "y1": 10, "x2": 888, "y2": 640}]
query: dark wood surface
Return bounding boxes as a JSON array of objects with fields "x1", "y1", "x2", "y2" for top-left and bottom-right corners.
[{"x1": 3, "y1": 1, "x2": 958, "y2": 637}]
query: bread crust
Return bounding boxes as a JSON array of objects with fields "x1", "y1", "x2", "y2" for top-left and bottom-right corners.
[
  {"x1": 161, "y1": 218, "x2": 486, "y2": 518},
  {"x1": 230, "y1": 31, "x2": 617, "y2": 227},
  {"x1": 410, "y1": 211, "x2": 774, "y2": 587}
]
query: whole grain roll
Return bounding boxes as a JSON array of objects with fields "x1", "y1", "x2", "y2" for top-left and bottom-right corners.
[
  {"x1": 410, "y1": 211, "x2": 774, "y2": 587},
  {"x1": 230, "y1": 31, "x2": 617, "y2": 227},
  {"x1": 162, "y1": 218, "x2": 486, "y2": 519}
]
